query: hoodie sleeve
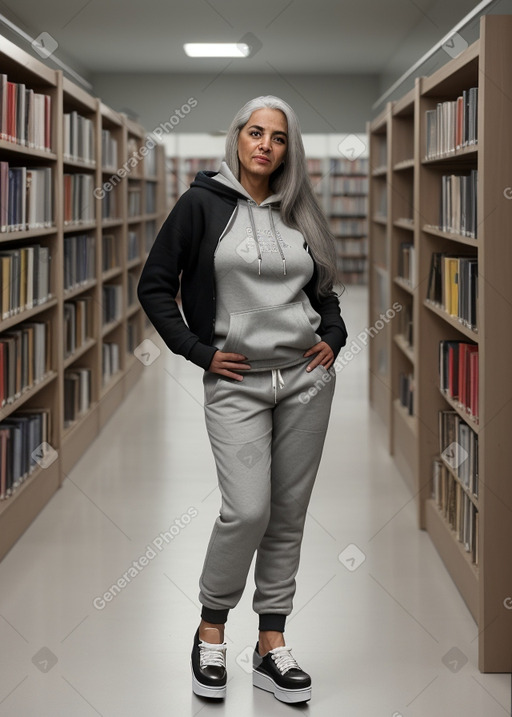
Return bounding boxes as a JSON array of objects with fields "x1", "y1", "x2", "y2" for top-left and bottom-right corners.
[
  {"x1": 137, "y1": 194, "x2": 218, "y2": 370},
  {"x1": 304, "y1": 267, "x2": 348, "y2": 357}
]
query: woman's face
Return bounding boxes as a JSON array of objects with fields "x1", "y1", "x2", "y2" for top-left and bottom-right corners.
[{"x1": 237, "y1": 108, "x2": 288, "y2": 183}]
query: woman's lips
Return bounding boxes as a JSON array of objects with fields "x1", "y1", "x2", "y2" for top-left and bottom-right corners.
[{"x1": 253, "y1": 156, "x2": 270, "y2": 164}]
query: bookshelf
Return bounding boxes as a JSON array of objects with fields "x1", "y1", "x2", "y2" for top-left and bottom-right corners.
[
  {"x1": 0, "y1": 35, "x2": 166, "y2": 559},
  {"x1": 367, "y1": 14, "x2": 512, "y2": 672}
]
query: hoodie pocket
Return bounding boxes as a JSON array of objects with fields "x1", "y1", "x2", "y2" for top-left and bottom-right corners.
[{"x1": 222, "y1": 302, "x2": 319, "y2": 364}]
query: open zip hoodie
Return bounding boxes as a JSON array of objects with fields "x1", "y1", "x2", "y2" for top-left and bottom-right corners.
[{"x1": 137, "y1": 164, "x2": 348, "y2": 371}]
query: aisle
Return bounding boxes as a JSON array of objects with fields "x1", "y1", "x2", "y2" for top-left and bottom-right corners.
[{"x1": 0, "y1": 286, "x2": 509, "y2": 716}]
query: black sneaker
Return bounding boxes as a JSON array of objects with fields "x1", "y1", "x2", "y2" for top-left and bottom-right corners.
[
  {"x1": 253, "y1": 641, "x2": 312, "y2": 703},
  {"x1": 191, "y1": 628, "x2": 227, "y2": 699}
]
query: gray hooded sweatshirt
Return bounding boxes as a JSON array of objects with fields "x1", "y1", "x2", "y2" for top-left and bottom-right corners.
[{"x1": 211, "y1": 161, "x2": 322, "y2": 371}]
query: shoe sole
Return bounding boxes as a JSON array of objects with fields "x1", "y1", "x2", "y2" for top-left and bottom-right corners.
[
  {"x1": 191, "y1": 663, "x2": 226, "y2": 699},
  {"x1": 253, "y1": 669, "x2": 311, "y2": 703}
]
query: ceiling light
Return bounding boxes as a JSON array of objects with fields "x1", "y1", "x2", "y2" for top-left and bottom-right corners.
[{"x1": 184, "y1": 43, "x2": 250, "y2": 58}]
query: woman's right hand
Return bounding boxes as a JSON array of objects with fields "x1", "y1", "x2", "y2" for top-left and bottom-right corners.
[{"x1": 208, "y1": 350, "x2": 251, "y2": 380}]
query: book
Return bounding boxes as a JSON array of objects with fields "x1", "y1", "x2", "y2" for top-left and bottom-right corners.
[{"x1": 425, "y1": 87, "x2": 478, "y2": 159}]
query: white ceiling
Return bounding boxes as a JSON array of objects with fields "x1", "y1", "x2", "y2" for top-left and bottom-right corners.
[{"x1": 0, "y1": 0, "x2": 483, "y2": 77}]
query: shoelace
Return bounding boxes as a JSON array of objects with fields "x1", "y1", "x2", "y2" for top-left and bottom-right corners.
[
  {"x1": 198, "y1": 639, "x2": 227, "y2": 669},
  {"x1": 269, "y1": 646, "x2": 301, "y2": 675}
]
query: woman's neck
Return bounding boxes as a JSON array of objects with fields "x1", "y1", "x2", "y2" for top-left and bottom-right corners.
[{"x1": 239, "y1": 172, "x2": 271, "y2": 205}]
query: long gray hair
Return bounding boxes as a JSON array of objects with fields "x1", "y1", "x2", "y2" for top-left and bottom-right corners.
[{"x1": 224, "y1": 95, "x2": 341, "y2": 298}]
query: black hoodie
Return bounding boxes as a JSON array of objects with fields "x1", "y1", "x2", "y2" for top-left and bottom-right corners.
[{"x1": 137, "y1": 170, "x2": 348, "y2": 371}]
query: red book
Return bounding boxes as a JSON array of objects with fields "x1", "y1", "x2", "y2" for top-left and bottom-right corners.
[
  {"x1": 459, "y1": 343, "x2": 478, "y2": 411},
  {"x1": 7, "y1": 82, "x2": 16, "y2": 143},
  {"x1": 448, "y1": 344, "x2": 459, "y2": 398},
  {"x1": 469, "y1": 350, "x2": 479, "y2": 419}
]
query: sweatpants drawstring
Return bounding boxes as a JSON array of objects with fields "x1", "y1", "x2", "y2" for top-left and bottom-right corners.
[{"x1": 271, "y1": 369, "x2": 285, "y2": 404}]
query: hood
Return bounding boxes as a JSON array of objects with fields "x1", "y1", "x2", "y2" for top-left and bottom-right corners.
[{"x1": 190, "y1": 160, "x2": 282, "y2": 207}]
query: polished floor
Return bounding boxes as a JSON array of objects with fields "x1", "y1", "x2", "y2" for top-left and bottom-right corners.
[{"x1": 0, "y1": 286, "x2": 510, "y2": 716}]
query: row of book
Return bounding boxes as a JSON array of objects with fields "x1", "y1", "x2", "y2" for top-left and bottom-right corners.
[
  {"x1": 398, "y1": 242, "x2": 416, "y2": 287},
  {"x1": 399, "y1": 372, "x2": 414, "y2": 415},
  {"x1": 127, "y1": 272, "x2": 137, "y2": 306},
  {"x1": 144, "y1": 145, "x2": 157, "y2": 177},
  {"x1": 337, "y1": 257, "x2": 366, "y2": 275},
  {"x1": 0, "y1": 75, "x2": 52, "y2": 152},
  {"x1": 64, "y1": 298, "x2": 93, "y2": 359},
  {"x1": 64, "y1": 234, "x2": 96, "y2": 291},
  {"x1": 330, "y1": 177, "x2": 368, "y2": 195},
  {"x1": 0, "y1": 409, "x2": 51, "y2": 500},
  {"x1": 64, "y1": 111, "x2": 95, "y2": 165},
  {"x1": 432, "y1": 460, "x2": 478, "y2": 564},
  {"x1": 102, "y1": 342, "x2": 120, "y2": 386},
  {"x1": 102, "y1": 284, "x2": 123, "y2": 325},
  {"x1": 335, "y1": 238, "x2": 368, "y2": 256},
  {"x1": 439, "y1": 340, "x2": 479, "y2": 420},
  {"x1": 64, "y1": 368, "x2": 91, "y2": 427},
  {"x1": 127, "y1": 231, "x2": 139, "y2": 262},
  {"x1": 127, "y1": 320, "x2": 139, "y2": 354},
  {"x1": 101, "y1": 129, "x2": 118, "y2": 171},
  {"x1": 0, "y1": 164, "x2": 53, "y2": 231},
  {"x1": 329, "y1": 157, "x2": 368, "y2": 175},
  {"x1": 102, "y1": 233, "x2": 119, "y2": 272},
  {"x1": 0, "y1": 244, "x2": 51, "y2": 319},
  {"x1": 439, "y1": 171, "x2": 477, "y2": 238},
  {"x1": 64, "y1": 173, "x2": 95, "y2": 225},
  {"x1": 128, "y1": 187, "x2": 141, "y2": 217},
  {"x1": 331, "y1": 196, "x2": 368, "y2": 216},
  {"x1": 425, "y1": 87, "x2": 478, "y2": 159},
  {"x1": 329, "y1": 218, "x2": 367, "y2": 237},
  {"x1": 398, "y1": 302, "x2": 413, "y2": 348},
  {"x1": 438, "y1": 409, "x2": 478, "y2": 497},
  {"x1": 426, "y1": 253, "x2": 477, "y2": 330},
  {"x1": 101, "y1": 189, "x2": 117, "y2": 221},
  {"x1": 0, "y1": 320, "x2": 51, "y2": 406},
  {"x1": 146, "y1": 184, "x2": 156, "y2": 214}
]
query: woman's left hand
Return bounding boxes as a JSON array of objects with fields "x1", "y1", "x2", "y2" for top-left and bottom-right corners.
[{"x1": 303, "y1": 341, "x2": 334, "y2": 372}]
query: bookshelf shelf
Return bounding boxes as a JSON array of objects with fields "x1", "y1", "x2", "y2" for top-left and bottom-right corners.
[
  {"x1": 127, "y1": 257, "x2": 142, "y2": 270},
  {"x1": 64, "y1": 337, "x2": 97, "y2": 369},
  {"x1": 367, "y1": 15, "x2": 512, "y2": 671},
  {"x1": 0, "y1": 297, "x2": 58, "y2": 331},
  {"x1": 393, "y1": 276, "x2": 414, "y2": 295},
  {"x1": 0, "y1": 36, "x2": 166, "y2": 562},
  {"x1": 393, "y1": 218, "x2": 414, "y2": 231},
  {"x1": 394, "y1": 333, "x2": 414, "y2": 364},
  {"x1": 126, "y1": 304, "x2": 139, "y2": 319},
  {"x1": 439, "y1": 389, "x2": 480, "y2": 434},
  {"x1": 372, "y1": 214, "x2": 387, "y2": 225},
  {"x1": 424, "y1": 300, "x2": 478, "y2": 341},
  {"x1": 0, "y1": 140, "x2": 57, "y2": 161},
  {"x1": 0, "y1": 371, "x2": 57, "y2": 422}
]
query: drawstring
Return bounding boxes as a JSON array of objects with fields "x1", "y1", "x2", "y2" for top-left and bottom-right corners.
[
  {"x1": 246, "y1": 201, "x2": 287, "y2": 276},
  {"x1": 247, "y1": 201, "x2": 262, "y2": 275},
  {"x1": 271, "y1": 369, "x2": 285, "y2": 404},
  {"x1": 268, "y1": 206, "x2": 287, "y2": 276}
]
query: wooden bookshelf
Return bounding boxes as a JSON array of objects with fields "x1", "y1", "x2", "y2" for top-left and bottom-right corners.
[
  {"x1": 367, "y1": 15, "x2": 512, "y2": 672},
  {"x1": 0, "y1": 35, "x2": 166, "y2": 558}
]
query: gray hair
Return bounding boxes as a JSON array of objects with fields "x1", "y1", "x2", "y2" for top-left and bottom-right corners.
[{"x1": 224, "y1": 95, "x2": 341, "y2": 298}]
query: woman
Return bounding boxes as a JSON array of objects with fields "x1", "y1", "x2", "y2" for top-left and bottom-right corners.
[{"x1": 137, "y1": 95, "x2": 347, "y2": 704}]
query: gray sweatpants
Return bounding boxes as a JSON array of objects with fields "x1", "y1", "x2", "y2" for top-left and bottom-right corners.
[{"x1": 198, "y1": 358, "x2": 336, "y2": 628}]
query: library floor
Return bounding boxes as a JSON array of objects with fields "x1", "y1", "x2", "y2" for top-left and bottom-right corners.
[{"x1": 0, "y1": 286, "x2": 510, "y2": 717}]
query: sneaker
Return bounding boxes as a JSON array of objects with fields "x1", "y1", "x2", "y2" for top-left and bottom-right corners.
[
  {"x1": 253, "y1": 641, "x2": 312, "y2": 703},
  {"x1": 191, "y1": 628, "x2": 227, "y2": 699}
]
